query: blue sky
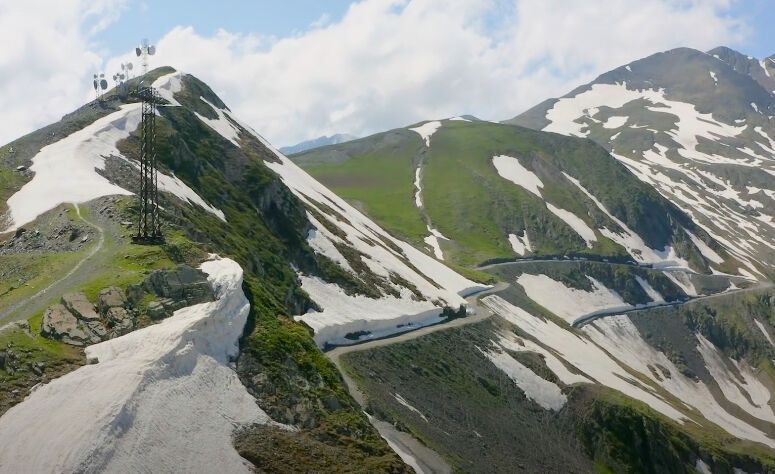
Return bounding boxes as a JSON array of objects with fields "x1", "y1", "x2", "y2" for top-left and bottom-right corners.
[
  {"x1": 2, "y1": 0, "x2": 773, "y2": 146},
  {"x1": 94, "y1": 1, "x2": 354, "y2": 56},
  {"x1": 93, "y1": 0, "x2": 774, "y2": 60}
]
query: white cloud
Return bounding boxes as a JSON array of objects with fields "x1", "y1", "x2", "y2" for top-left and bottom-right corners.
[
  {"x1": 0, "y1": 0, "x2": 127, "y2": 146},
  {"x1": 0, "y1": 0, "x2": 750, "y2": 147}
]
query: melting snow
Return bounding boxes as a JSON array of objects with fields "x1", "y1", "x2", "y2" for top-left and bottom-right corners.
[
  {"x1": 394, "y1": 393, "x2": 429, "y2": 422},
  {"x1": 252, "y1": 137, "x2": 486, "y2": 346},
  {"x1": 709, "y1": 71, "x2": 718, "y2": 85},
  {"x1": 685, "y1": 229, "x2": 724, "y2": 265},
  {"x1": 664, "y1": 271, "x2": 698, "y2": 296},
  {"x1": 414, "y1": 167, "x2": 423, "y2": 207},
  {"x1": 449, "y1": 116, "x2": 470, "y2": 122},
  {"x1": 546, "y1": 203, "x2": 596, "y2": 248},
  {"x1": 754, "y1": 320, "x2": 774, "y2": 346},
  {"x1": 508, "y1": 232, "x2": 531, "y2": 256},
  {"x1": 602, "y1": 116, "x2": 628, "y2": 129},
  {"x1": 492, "y1": 155, "x2": 544, "y2": 197},
  {"x1": 634, "y1": 275, "x2": 665, "y2": 303},
  {"x1": 409, "y1": 121, "x2": 442, "y2": 147},
  {"x1": 482, "y1": 347, "x2": 567, "y2": 410},
  {"x1": 194, "y1": 97, "x2": 242, "y2": 147},
  {"x1": 0, "y1": 257, "x2": 270, "y2": 472},
  {"x1": 564, "y1": 172, "x2": 690, "y2": 268},
  {"x1": 516, "y1": 273, "x2": 631, "y2": 325},
  {"x1": 424, "y1": 225, "x2": 447, "y2": 260},
  {"x1": 696, "y1": 334, "x2": 775, "y2": 424}
]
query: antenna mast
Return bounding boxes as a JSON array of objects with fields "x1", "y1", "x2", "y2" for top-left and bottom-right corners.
[
  {"x1": 135, "y1": 38, "x2": 156, "y2": 75},
  {"x1": 133, "y1": 86, "x2": 163, "y2": 244}
]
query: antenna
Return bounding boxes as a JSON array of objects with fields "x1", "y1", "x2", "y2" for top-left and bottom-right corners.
[
  {"x1": 133, "y1": 86, "x2": 163, "y2": 244},
  {"x1": 136, "y1": 38, "x2": 156, "y2": 75}
]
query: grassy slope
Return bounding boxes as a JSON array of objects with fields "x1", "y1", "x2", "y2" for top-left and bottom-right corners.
[
  {"x1": 294, "y1": 121, "x2": 705, "y2": 268},
  {"x1": 303, "y1": 130, "x2": 428, "y2": 247}
]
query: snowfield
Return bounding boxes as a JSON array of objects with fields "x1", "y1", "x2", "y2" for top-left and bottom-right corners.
[
  {"x1": 481, "y1": 295, "x2": 775, "y2": 448},
  {"x1": 516, "y1": 273, "x2": 632, "y2": 325},
  {"x1": 0, "y1": 257, "x2": 273, "y2": 473},
  {"x1": 538, "y1": 79, "x2": 775, "y2": 278},
  {"x1": 228, "y1": 117, "x2": 486, "y2": 347},
  {"x1": 1, "y1": 72, "x2": 226, "y2": 233}
]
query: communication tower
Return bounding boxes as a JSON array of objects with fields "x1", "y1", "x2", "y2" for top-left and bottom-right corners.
[
  {"x1": 132, "y1": 86, "x2": 163, "y2": 244},
  {"x1": 135, "y1": 39, "x2": 156, "y2": 75}
]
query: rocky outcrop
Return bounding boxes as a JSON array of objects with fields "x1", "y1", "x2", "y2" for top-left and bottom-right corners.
[
  {"x1": 127, "y1": 265, "x2": 215, "y2": 320},
  {"x1": 41, "y1": 289, "x2": 135, "y2": 346},
  {"x1": 97, "y1": 287, "x2": 127, "y2": 314},
  {"x1": 61, "y1": 293, "x2": 100, "y2": 321}
]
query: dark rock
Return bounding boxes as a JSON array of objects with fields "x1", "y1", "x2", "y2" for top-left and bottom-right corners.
[
  {"x1": 61, "y1": 292, "x2": 100, "y2": 321},
  {"x1": 107, "y1": 307, "x2": 133, "y2": 334},
  {"x1": 97, "y1": 287, "x2": 127, "y2": 314},
  {"x1": 0, "y1": 351, "x2": 5, "y2": 370},
  {"x1": 126, "y1": 284, "x2": 145, "y2": 306},
  {"x1": 147, "y1": 301, "x2": 167, "y2": 320}
]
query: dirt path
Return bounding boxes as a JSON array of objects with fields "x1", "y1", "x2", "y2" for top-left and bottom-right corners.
[{"x1": 0, "y1": 203, "x2": 111, "y2": 325}]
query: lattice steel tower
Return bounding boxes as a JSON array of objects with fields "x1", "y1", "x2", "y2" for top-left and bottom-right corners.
[{"x1": 133, "y1": 86, "x2": 163, "y2": 243}]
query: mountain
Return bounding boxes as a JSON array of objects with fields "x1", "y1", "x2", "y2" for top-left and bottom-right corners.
[
  {"x1": 506, "y1": 47, "x2": 775, "y2": 280},
  {"x1": 279, "y1": 133, "x2": 358, "y2": 155},
  {"x1": 290, "y1": 117, "x2": 738, "y2": 275},
  {"x1": 287, "y1": 51, "x2": 775, "y2": 471},
  {"x1": 2, "y1": 51, "x2": 775, "y2": 473},
  {"x1": 0, "y1": 67, "x2": 484, "y2": 472}
]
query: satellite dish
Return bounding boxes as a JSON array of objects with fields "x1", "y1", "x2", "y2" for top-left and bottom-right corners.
[
  {"x1": 136, "y1": 47, "x2": 142, "y2": 56},
  {"x1": 119, "y1": 73, "x2": 125, "y2": 80},
  {"x1": 93, "y1": 79, "x2": 98, "y2": 90},
  {"x1": 148, "y1": 45, "x2": 156, "y2": 55},
  {"x1": 93, "y1": 74, "x2": 98, "y2": 79},
  {"x1": 126, "y1": 63, "x2": 133, "y2": 71},
  {"x1": 100, "y1": 79, "x2": 108, "y2": 90},
  {"x1": 100, "y1": 73, "x2": 104, "y2": 78},
  {"x1": 121, "y1": 63, "x2": 125, "y2": 71}
]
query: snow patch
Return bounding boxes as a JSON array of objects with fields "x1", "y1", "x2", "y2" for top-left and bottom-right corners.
[
  {"x1": 508, "y1": 232, "x2": 531, "y2": 256},
  {"x1": 482, "y1": 347, "x2": 567, "y2": 410},
  {"x1": 517, "y1": 273, "x2": 631, "y2": 325},
  {"x1": 602, "y1": 115, "x2": 628, "y2": 129},
  {"x1": 685, "y1": 229, "x2": 724, "y2": 265},
  {"x1": 754, "y1": 320, "x2": 774, "y2": 346},
  {"x1": 409, "y1": 121, "x2": 442, "y2": 147},
  {"x1": 492, "y1": 155, "x2": 543, "y2": 197},
  {"x1": 394, "y1": 393, "x2": 429, "y2": 422},
  {"x1": 546, "y1": 203, "x2": 596, "y2": 248},
  {"x1": 709, "y1": 71, "x2": 718, "y2": 84},
  {"x1": 194, "y1": 97, "x2": 242, "y2": 147},
  {"x1": 635, "y1": 275, "x2": 665, "y2": 303},
  {"x1": 0, "y1": 257, "x2": 269, "y2": 473}
]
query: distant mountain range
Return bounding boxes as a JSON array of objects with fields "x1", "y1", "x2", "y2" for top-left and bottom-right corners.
[{"x1": 279, "y1": 133, "x2": 358, "y2": 154}]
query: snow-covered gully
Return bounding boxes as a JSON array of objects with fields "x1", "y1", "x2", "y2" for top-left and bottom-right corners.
[{"x1": 0, "y1": 257, "x2": 272, "y2": 473}]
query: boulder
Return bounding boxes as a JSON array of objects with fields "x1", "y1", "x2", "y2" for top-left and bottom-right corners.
[
  {"x1": 41, "y1": 304, "x2": 78, "y2": 338},
  {"x1": 61, "y1": 292, "x2": 100, "y2": 321},
  {"x1": 107, "y1": 307, "x2": 133, "y2": 334},
  {"x1": 145, "y1": 265, "x2": 214, "y2": 305},
  {"x1": 147, "y1": 301, "x2": 167, "y2": 320},
  {"x1": 97, "y1": 287, "x2": 127, "y2": 314}
]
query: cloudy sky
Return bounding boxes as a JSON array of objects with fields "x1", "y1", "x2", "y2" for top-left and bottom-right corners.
[{"x1": 1, "y1": 0, "x2": 773, "y2": 147}]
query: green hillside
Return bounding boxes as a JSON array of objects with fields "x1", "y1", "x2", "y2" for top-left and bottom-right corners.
[{"x1": 293, "y1": 120, "x2": 725, "y2": 269}]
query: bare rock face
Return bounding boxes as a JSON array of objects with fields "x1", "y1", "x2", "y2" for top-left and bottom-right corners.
[
  {"x1": 61, "y1": 292, "x2": 100, "y2": 321},
  {"x1": 97, "y1": 287, "x2": 127, "y2": 314},
  {"x1": 41, "y1": 304, "x2": 78, "y2": 338},
  {"x1": 106, "y1": 307, "x2": 133, "y2": 335}
]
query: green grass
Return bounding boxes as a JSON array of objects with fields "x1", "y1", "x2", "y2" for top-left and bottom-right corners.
[
  {"x1": 294, "y1": 120, "x2": 689, "y2": 268},
  {"x1": 305, "y1": 135, "x2": 427, "y2": 246}
]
